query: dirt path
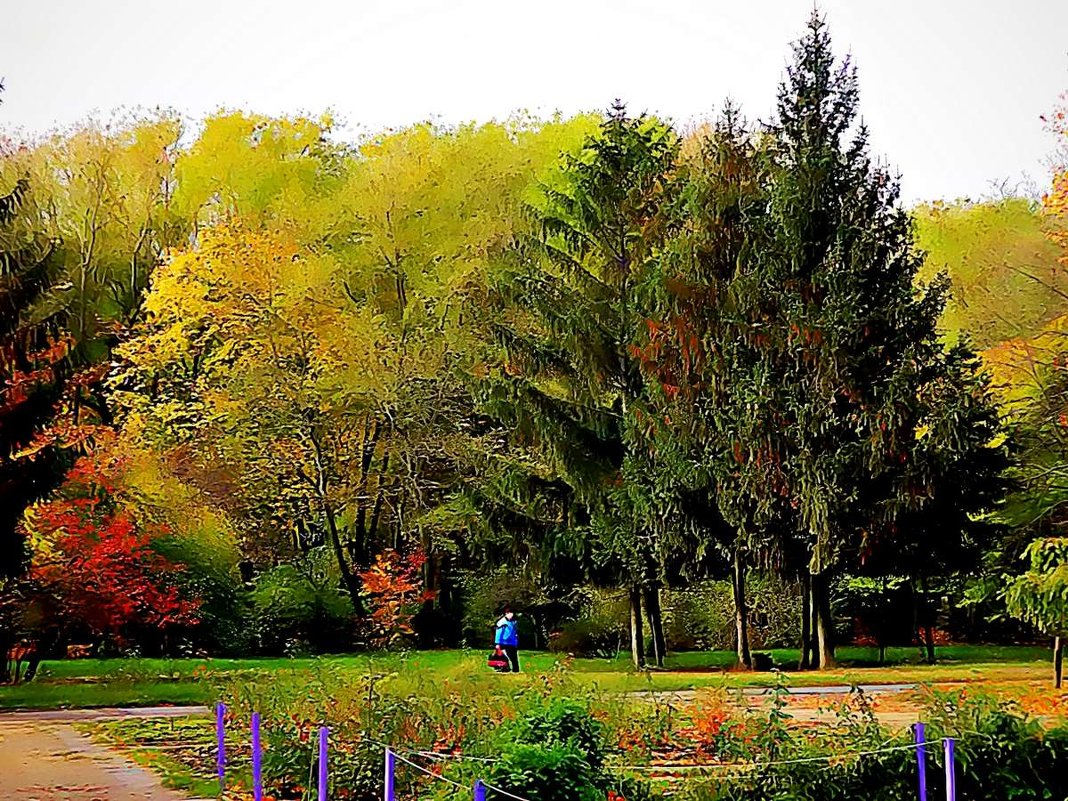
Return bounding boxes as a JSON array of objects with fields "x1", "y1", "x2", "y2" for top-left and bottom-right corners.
[
  {"x1": 0, "y1": 708, "x2": 209, "y2": 800},
  {"x1": 626, "y1": 681, "x2": 918, "y2": 702},
  {"x1": 628, "y1": 682, "x2": 924, "y2": 729}
]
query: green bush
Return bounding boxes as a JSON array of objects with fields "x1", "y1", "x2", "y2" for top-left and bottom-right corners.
[
  {"x1": 488, "y1": 698, "x2": 649, "y2": 801},
  {"x1": 747, "y1": 575, "x2": 804, "y2": 649},
  {"x1": 664, "y1": 576, "x2": 801, "y2": 652},
  {"x1": 507, "y1": 698, "x2": 606, "y2": 768},
  {"x1": 548, "y1": 590, "x2": 628, "y2": 657},
  {"x1": 459, "y1": 567, "x2": 560, "y2": 647},
  {"x1": 151, "y1": 525, "x2": 251, "y2": 655},
  {"x1": 918, "y1": 689, "x2": 1068, "y2": 801},
  {"x1": 250, "y1": 553, "x2": 354, "y2": 654},
  {"x1": 549, "y1": 617, "x2": 625, "y2": 658},
  {"x1": 663, "y1": 582, "x2": 735, "y2": 651},
  {"x1": 489, "y1": 743, "x2": 604, "y2": 801}
]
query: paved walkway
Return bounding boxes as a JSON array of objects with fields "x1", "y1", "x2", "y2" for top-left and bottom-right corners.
[{"x1": 0, "y1": 707, "x2": 210, "y2": 800}]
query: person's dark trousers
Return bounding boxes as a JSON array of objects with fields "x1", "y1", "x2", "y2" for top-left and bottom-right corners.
[{"x1": 502, "y1": 645, "x2": 520, "y2": 672}]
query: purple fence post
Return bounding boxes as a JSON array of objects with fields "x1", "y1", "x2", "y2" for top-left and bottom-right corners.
[
  {"x1": 943, "y1": 738, "x2": 956, "y2": 801},
  {"x1": 474, "y1": 779, "x2": 487, "y2": 801},
  {"x1": 215, "y1": 702, "x2": 226, "y2": 791},
  {"x1": 913, "y1": 722, "x2": 927, "y2": 801},
  {"x1": 384, "y1": 748, "x2": 396, "y2": 801},
  {"x1": 252, "y1": 711, "x2": 263, "y2": 801},
  {"x1": 318, "y1": 726, "x2": 329, "y2": 801}
]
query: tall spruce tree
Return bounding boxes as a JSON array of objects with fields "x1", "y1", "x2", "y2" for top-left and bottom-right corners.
[
  {"x1": 0, "y1": 138, "x2": 66, "y2": 679},
  {"x1": 691, "y1": 14, "x2": 1007, "y2": 668},
  {"x1": 637, "y1": 106, "x2": 777, "y2": 669},
  {"x1": 480, "y1": 102, "x2": 678, "y2": 667}
]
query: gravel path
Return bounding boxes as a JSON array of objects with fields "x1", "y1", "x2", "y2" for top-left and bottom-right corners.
[{"x1": 0, "y1": 707, "x2": 210, "y2": 800}]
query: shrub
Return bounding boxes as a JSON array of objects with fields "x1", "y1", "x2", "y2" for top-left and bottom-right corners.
[
  {"x1": 746, "y1": 575, "x2": 804, "y2": 649},
  {"x1": 507, "y1": 698, "x2": 606, "y2": 768},
  {"x1": 548, "y1": 590, "x2": 628, "y2": 658},
  {"x1": 918, "y1": 688, "x2": 1068, "y2": 801},
  {"x1": 358, "y1": 549, "x2": 434, "y2": 648},
  {"x1": 151, "y1": 520, "x2": 251, "y2": 655},
  {"x1": 664, "y1": 576, "x2": 801, "y2": 652},
  {"x1": 489, "y1": 743, "x2": 604, "y2": 801},
  {"x1": 250, "y1": 553, "x2": 354, "y2": 654},
  {"x1": 549, "y1": 617, "x2": 625, "y2": 659},
  {"x1": 488, "y1": 699, "x2": 640, "y2": 801},
  {"x1": 459, "y1": 567, "x2": 563, "y2": 648},
  {"x1": 663, "y1": 582, "x2": 735, "y2": 651}
]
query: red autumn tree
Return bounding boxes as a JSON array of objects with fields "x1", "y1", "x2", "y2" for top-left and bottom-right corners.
[{"x1": 23, "y1": 453, "x2": 199, "y2": 643}]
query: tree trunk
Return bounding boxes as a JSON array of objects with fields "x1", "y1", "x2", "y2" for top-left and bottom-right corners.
[
  {"x1": 629, "y1": 586, "x2": 645, "y2": 669},
  {"x1": 643, "y1": 585, "x2": 666, "y2": 668},
  {"x1": 799, "y1": 573, "x2": 812, "y2": 670},
  {"x1": 920, "y1": 574, "x2": 936, "y2": 665},
  {"x1": 732, "y1": 547, "x2": 752, "y2": 669},
  {"x1": 877, "y1": 576, "x2": 888, "y2": 665},
  {"x1": 0, "y1": 629, "x2": 11, "y2": 684},
  {"x1": 1055, "y1": 636, "x2": 1064, "y2": 690},
  {"x1": 910, "y1": 579, "x2": 922, "y2": 658},
  {"x1": 416, "y1": 546, "x2": 438, "y2": 648},
  {"x1": 812, "y1": 571, "x2": 836, "y2": 669},
  {"x1": 809, "y1": 572, "x2": 822, "y2": 668},
  {"x1": 352, "y1": 419, "x2": 383, "y2": 563},
  {"x1": 325, "y1": 505, "x2": 365, "y2": 615}
]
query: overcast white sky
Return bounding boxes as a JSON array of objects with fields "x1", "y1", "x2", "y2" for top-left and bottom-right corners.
[{"x1": 2, "y1": 0, "x2": 1067, "y2": 202}]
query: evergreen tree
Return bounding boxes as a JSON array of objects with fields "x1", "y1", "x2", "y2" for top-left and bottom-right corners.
[
  {"x1": 479, "y1": 102, "x2": 678, "y2": 666},
  {"x1": 858, "y1": 344, "x2": 1010, "y2": 663},
  {"x1": 0, "y1": 143, "x2": 66, "y2": 680},
  {"x1": 647, "y1": 15, "x2": 1008, "y2": 670},
  {"x1": 744, "y1": 14, "x2": 1008, "y2": 666},
  {"x1": 637, "y1": 106, "x2": 776, "y2": 669}
]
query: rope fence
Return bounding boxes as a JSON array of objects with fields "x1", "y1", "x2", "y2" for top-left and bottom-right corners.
[
  {"x1": 390, "y1": 749, "x2": 472, "y2": 793},
  {"x1": 212, "y1": 703, "x2": 969, "y2": 801},
  {"x1": 614, "y1": 737, "x2": 925, "y2": 772}
]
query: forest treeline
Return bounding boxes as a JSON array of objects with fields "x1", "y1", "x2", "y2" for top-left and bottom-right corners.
[{"x1": 2, "y1": 16, "x2": 1068, "y2": 679}]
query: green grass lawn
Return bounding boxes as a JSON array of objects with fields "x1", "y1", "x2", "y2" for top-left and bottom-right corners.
[{"x1": 0, "y1": 644, "x2": 1054, "y2": 711}]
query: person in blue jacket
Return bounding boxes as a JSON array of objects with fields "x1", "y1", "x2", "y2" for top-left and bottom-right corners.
[{"x1": 494, "y1": 606, "x2": 520, "y2": 672}]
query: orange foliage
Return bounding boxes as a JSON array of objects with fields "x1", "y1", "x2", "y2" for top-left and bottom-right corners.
[{"x1": 358, "y1": 549, "x2": 435, "y2": 647}]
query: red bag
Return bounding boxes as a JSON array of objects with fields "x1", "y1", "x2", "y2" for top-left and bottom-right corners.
[{"x1": 487, "y1": 645, "x2": 509, "y2": 671}]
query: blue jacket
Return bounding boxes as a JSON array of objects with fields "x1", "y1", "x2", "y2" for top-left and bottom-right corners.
[{"x1": 495, "y1": 616, "x2": 518, "y2": 647}]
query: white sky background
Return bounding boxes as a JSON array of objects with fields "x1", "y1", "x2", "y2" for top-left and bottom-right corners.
[{"x1": 1, "y1": 0, "x2": 1067, "y2": 203}]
